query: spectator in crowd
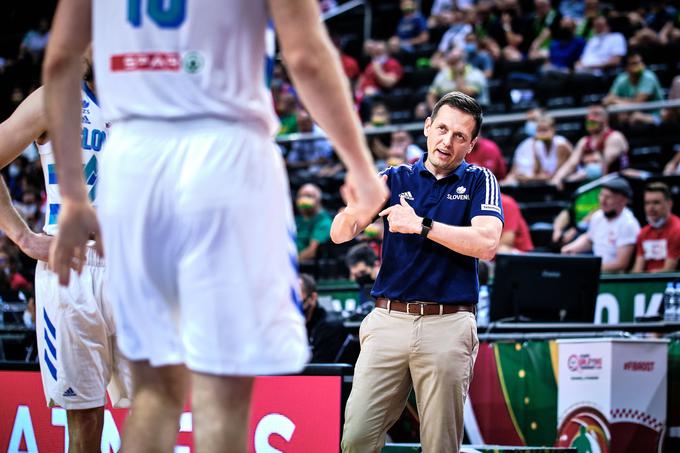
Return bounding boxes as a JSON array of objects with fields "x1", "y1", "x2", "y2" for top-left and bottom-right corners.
[
  {"x1": 391, "y1": 0, "x2": 429, "y2": 53},
  {"x1": 285, "y1": 109, "x2": 334, "y2": 173},
  {"x1": 427, "y1": 48, "x2": 489, "y2": 110},
  {"x1": 19, "y1": 19, "x2": 50, "y2": 63},
  {"x1": 499, "y1": 193, "x2": 534, "y2": 253},
  {"x1": 560, "y1": 0, "x2": 585, "y2": 20},
  {"x1": 551, "y1": 105, "x2": 629, "y2": 187},
  {"x1": 562, "y1": 177, "x2": 641, "y2": 273},
  {"x1": 575, "y1": 0, "x2": 600, "y2": 38},
  {"x1": 300, "y1": 273, "x2": 345, "y2": 363},
  {"x1": 487, "y1": 0, "x2": 528, "y2": 61},
  {"x1": 295, "y1": 183, "x2": 333, "y2": 261},
  {"x1": 346, "y1": 243, "x2": 380, "y2": 284},
  {"x1": 275, "y1": 91, "x2": 299, "y2": 135},
  {"x1": 505, "y1": 114, "x2": 572, "y2": 184},
  {"x1": 0, "y1": 249, "x2": 31, "y2": 293},
  {"x1": 466, "y1": 135, "x2": 507, "y2": 180},
  {"x1": 332, "y1": 35, "x2": 360, "y2": 81},
  {"x1": 540, "y1": 16, "x2": 586, "y2": 71},
  {"x1": 526, "y1": 0, "x2": 563, "y2": 59},
  {"x1": 432, "y1": 8, "x2": 473, "y2": 65},
  {"x1": 661, "y1": 75, "x2": 680, "y2": 124},
  {"x1": 389, "y1": 130, "x2": 424, "y2": 164},
  {"x1": 575, "y1": 15, "x2": 626, "y2": 73},
  {"x1": 345, "y1": 243, "x2": 380, "y2": 306},
  {"x1": 603, "y1": 52, "x2": 664, "y2": 124},
  {"x1": 463, "y1": 33, "x2": 494, "y2": 78},
  {"x1": 632, "y1": 182, "x2": 680, "y2": 273},
  {"x1": 356, "y1": 40, "x2": 404, "y2": 103},
  {"x1": 628, "y1": 2, "x2": 678, "y2": 47}
]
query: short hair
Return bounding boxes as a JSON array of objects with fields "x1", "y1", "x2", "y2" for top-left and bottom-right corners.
[
  {"x1": 300, "y1": 273, "x2": 317, "y2": 295},
  {"x1": 345, "y1": 243, "x2": 378, "y2": 268},
  {"x1": 645, "y1": 182, "x2": 671, "y2": 200},
  {"x1": 431, "y1": 91, "x2": 483, "y2": 139},
  {"x1": 625, "y1": 51, "x2": 643, "y2": 65}
]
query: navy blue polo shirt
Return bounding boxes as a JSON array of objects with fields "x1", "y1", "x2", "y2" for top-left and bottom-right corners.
[{"x1": 371, "y1": 154, "x2": 504, "y2": 304}]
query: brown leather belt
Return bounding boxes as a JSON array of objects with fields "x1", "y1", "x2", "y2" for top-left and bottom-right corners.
[{"x1": 375, "y1": 297, "x2": 476, "y2": 316}]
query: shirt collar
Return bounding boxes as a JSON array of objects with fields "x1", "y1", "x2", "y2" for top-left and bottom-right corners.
[{"x1": 416, "y1": 153, "x2": 468, "y2": 181}]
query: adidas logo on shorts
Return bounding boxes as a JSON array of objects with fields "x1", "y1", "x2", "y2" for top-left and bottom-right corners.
[{"x1": 63, "y1": 387, "x2": 77, "y2": 397}]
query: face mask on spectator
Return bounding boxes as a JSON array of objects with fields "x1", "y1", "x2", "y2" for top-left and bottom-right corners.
[
  {"x1": 584, "y1": 162, "x2": 603, "y2": 180},
  {"x1": 585, "y1": 119, "x2": 604, "y2": 134},
  {"x1": 355, "y1": 273, "x2": 375, "y2": 286},
  {"x1": 524, "y1": 121, "x2": 537, "y2": 137},
  {"x1": 296, "y1": 196, "x2": 316, "y2": 212},
  {"x1": 646, "y1": 216, "x2": 668, "y2": 229},
  {"x1": 464, "y1": 43, "x2": 477, "y2": 54}
]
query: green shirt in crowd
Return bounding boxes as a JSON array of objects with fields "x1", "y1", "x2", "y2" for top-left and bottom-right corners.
[
  {"x1": 610, "y1": 69, "x2": 664, "y2": 103},
  {"x1": 295, "y1": 209, "x2": 332, "y2": 252}
]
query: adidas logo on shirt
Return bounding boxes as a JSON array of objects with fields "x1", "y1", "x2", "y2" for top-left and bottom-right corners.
[
  {"x1": 399, "y1": 191, "x2": 414, "y2": 201},
  {"x1": 63, "y1": 387, "x2": 77, "y2": 397}
]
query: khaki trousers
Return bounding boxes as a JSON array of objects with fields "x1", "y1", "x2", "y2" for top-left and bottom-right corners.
[{"x1": 341, "y1": 307, "x2": 479, "y2": 453}]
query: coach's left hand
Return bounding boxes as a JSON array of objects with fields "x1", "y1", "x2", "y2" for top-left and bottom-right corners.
[{"x1": 379, "y1": 196, "x2": 422, "y2": 234}]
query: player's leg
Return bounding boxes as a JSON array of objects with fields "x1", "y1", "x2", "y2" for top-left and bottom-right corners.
[
  {"x1": 66, "y1": 407, "x2": 104, "y2": 453},
  {"x1": 191, "y1": 373, "x2": 253, "y2": 453},
  {"x1": 409, "y1": 312, "x2": 479, "y2": 453},
  {"x1": 121, "y1": 361, "x2": 189, "y2": 453},
  {"x1": 34, "y1": 259, "x2": 113, "y2": 453},
  {"x1": 175, "y1": 122, "x2": 308, "y2": 448}
]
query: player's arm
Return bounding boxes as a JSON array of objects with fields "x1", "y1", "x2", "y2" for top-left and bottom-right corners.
[
  {"x1": 43, "y1": 0, "x2": 99, "y2": 285},
  {"x1": 269, "y1": 0, "x2": 388, "y2": 227},
  {"x1": 0, "y1": 87, "x2": 52, "y2": 261}
]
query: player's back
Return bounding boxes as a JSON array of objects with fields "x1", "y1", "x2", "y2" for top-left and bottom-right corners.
[{"x1": 92, "y1": 0, "x2": 277, "y2": 134}]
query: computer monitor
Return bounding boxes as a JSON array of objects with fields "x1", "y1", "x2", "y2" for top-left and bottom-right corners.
[{"x1": 491, "y1": 253, "x2": 601, "y2": 323}]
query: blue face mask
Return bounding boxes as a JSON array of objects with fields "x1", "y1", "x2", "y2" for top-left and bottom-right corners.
[
  {"x1": 584, "y1": 162, "x2": 603, "y2": 180},
  {"x1": 464, "y1": 43, "x2": 477, "y2": 54},
  {"x1": 524, "y1": 121, "x2": 537, "y2": 137}
]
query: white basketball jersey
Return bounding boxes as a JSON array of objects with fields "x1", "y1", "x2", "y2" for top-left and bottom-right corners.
[
  {"x1": 91, "y1": 0, "x2": 278, "y2": 135},
  {"x1": 38, "y1": 84, "x2": 109, "y2": 236}
]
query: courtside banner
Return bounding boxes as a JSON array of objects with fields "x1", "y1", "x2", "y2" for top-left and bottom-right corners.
[{"x1": 0, "y1": 371, "x2": 341, "y2": 452}]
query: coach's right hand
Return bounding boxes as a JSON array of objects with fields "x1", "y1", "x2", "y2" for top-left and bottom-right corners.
[{"x1": 49, "y1": 199, "x2": 103, "y2": 286}]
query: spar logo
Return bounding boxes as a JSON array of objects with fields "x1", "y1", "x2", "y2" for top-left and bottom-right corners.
[
  {"x1": 110, "y1": 51, "x2": 204, "y2": 73},
  {"x1": 567, "y1": 354, "x2": 603, "y2": 372}
]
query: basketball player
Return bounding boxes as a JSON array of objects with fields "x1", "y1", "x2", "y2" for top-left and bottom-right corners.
[
  {"x1": 0, "y1": 53, "x2": 131, "y2": 453},
  {"x1": 44, "y1": 0, "x2": 388, "y2": 452}
]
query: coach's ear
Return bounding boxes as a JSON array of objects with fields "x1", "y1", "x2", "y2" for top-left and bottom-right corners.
[{"x1": 423, "y1": 116, "x2": 432, "y2": 137}]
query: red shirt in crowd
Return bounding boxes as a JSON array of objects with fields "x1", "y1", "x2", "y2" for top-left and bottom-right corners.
[
  {"x1": 501, "y1": 194, "x2": 534, "y2": 252},
  {"x1": 341, "y1": 53, "x2": 360, "y2": 80},
  {"x1": 635, "y1": 214, "x2": 680, "y2": 272},
  {"x1": 357, "y1": 58, "x2": 403, "y2": 95},
  {"x1": 466, "y1": 137, "x2": 507, "y2": 180}
]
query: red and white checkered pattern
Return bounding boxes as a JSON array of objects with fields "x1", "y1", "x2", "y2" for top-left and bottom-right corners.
[{"x1": 610, "y1": 408, "x2": 665, "y2": 432}]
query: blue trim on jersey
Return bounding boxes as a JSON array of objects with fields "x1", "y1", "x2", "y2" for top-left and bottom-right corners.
[
  {"x1": 43, "y1": 308, "x2": 56, "y2": 338},
  {"x1": 48, "y1": 204, "x2": 60, "y2": 225},
  {"x1": 44, "y1": 329, "x2": 57, "y2": 359},
  {"x1": 47, "y1": 164, "x2": 57, "y2": 184},
  {"x1": 44, "y1": 350, "x2": 58, "y2": 380},
  {"x1": 82, "y1": 81, "x2": 99, "y2": 107}
]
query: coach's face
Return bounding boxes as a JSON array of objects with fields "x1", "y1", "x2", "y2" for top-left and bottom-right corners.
[{"x1": 423, "y1": 105, "x2": 477, "y2": 174}]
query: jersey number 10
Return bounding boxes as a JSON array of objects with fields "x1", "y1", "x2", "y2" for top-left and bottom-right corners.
[{"x1": 128, "y1": 0, "x2": 186, "y2": 28}]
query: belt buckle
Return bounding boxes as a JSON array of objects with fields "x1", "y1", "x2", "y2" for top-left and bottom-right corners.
[{"x1": 405, "y1": 302, "x2": 425, "y2": 315}]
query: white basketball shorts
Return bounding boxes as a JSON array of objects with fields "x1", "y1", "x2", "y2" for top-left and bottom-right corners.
[
  {"x1": 35, "y1": 247, "x2": 132, "y2": 410},
  {"x1": 97, "y1": 118, "x2": 309, "y2": 375}
]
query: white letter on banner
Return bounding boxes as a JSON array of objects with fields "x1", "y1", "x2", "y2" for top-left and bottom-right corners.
[
  {"x1": 101, "y1": 410, "x2": 121, "y2": 452},
  {"x1": 8, "y1": 406, "x2": 38, "y2": 453},
  {"x1": 254, "y1": 413, "x2": 296, "y2": 453},
  {"x1": 634, "y1": 292, "x2": 663, "y2": 318},
  {"x1": 52, "y1": 407, "x2": 68, "y2": 452},
  {"x1": 594, "y1": 294, "x2": 619, "y2": 324}
]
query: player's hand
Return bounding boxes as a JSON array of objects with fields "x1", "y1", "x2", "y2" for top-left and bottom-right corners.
[
  {"x1": 379, "y1": 196, "x2": 422, "y2": 234},
  {"x1": 17, "y1": 231, "x2": 52, "y2": 262},
  {"x1": 49, "y1": 199, "x2": 103, "y2": 286},
  {"x1": 344, "y1": 171, "x2": 389, "y2": 221}
]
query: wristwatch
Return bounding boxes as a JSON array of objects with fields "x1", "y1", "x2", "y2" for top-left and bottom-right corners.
[{"x1": 420, "y1": 217, "x2": 433, "y2": 238}]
